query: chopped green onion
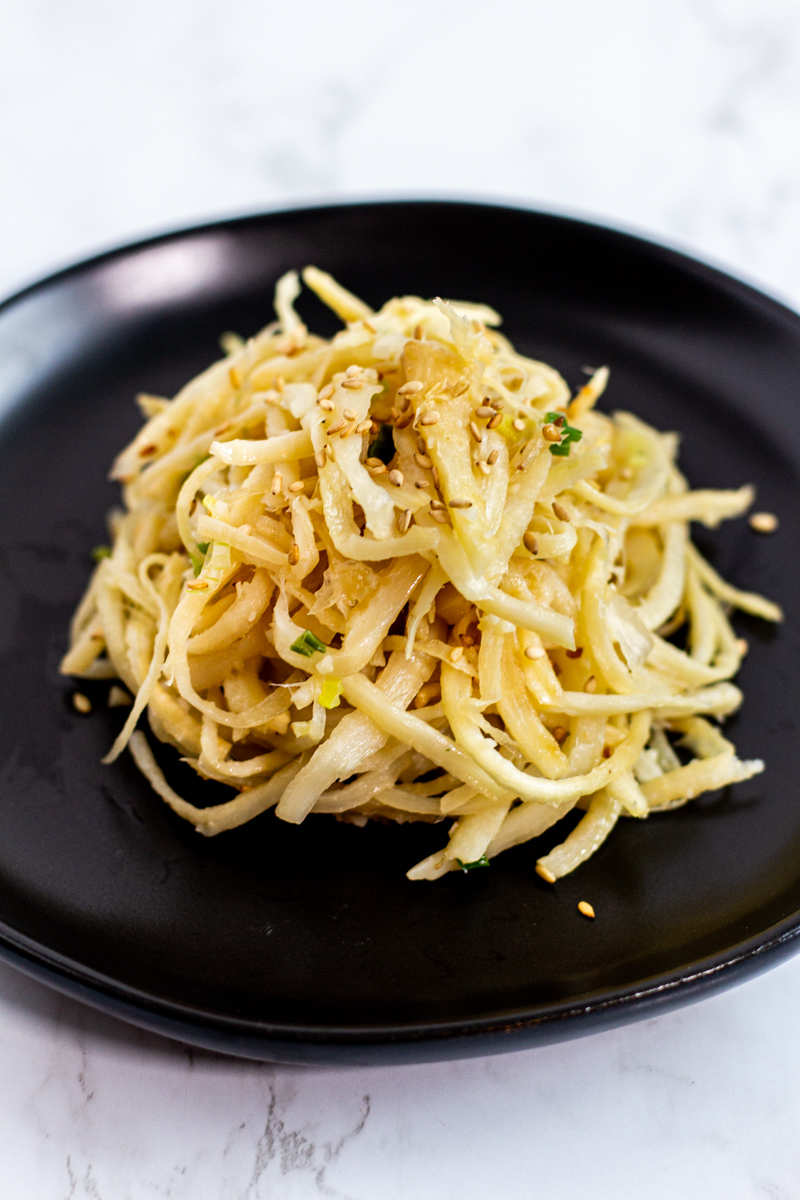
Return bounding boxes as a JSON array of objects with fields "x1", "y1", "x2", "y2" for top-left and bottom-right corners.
[
  {"x1": 290, "y1": 630, "x2": 328, "y2": 657},
  {"x1": 456, "y1": 855, "x2": 490, "y2": 871},
  {"x1": 319, "y1": 678, "x2": 342, "y2": 708},
  {"x1": 190, "y1": 542, "x2": 210, "y2": 576},
  {"x1": 367, "y1": 423, "x2": 394, "y2": 464},
  {"x1": 91, "y1": 545, "x2": 111, "y2": 562},
  {"x1": 545, "y1": 412, "x2": 583, "y2": 457}
]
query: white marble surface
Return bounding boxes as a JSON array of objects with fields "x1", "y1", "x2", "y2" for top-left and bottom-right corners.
[{"x1": 2, "y1": 0, "x2": 800, "y2": 1196}]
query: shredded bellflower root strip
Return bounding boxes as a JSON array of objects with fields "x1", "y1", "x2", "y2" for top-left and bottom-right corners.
[{"x1": 62, "y1": 270, "x2": 781, "y2": 882}]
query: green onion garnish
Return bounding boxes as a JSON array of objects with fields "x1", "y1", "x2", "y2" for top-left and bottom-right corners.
[
  {"x1": 91, "y1": 545, "x2": 111, "y2": 562},
  {"x1": 190, "y1": 543, "x2": 210, "y2": 576},
  {"x1": 545, "y1": 412, "x2": 583, "y2": 457},
  {"x1": 456, "y1": 855, "x2": 490, "y2": 872},
  {"x1": 290, "y1": 630, "x2": 328, "y2": 657}
]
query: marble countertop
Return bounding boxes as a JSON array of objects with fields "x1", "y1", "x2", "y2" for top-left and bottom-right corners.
[{"x1": 2, "y1": 0, "x2": 800, "y2": 1196}]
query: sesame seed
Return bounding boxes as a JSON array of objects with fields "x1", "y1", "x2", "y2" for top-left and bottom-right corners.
[
  {"x1": 430, "y1": 499, "x2": 446, "y2": 510},
  {"x1": 326, "y1": 419, "x2": 345, "y2": 435},
  {"x1": 356, "y1": 419, "x2": 372, "y2": 434},
  {"x1": 388, "y1": 469, "x2": 404, "y2": 487},
  {"x1": 468, "y1": 421, "x2": 483, "y2": 444},
  {"x1": 523, "y1": 532, "x2": 539, "y2": 555},
  {"x1": 415, "y1": 452, "x2": 433, "y2": 470},
  {"x1": 395, "y1": 411, "x2": 414, "y2": 429},
  {"x1": 432, "y1": 466, "x2": 440, "y2": 488},
  {"x1": 524, "y1": 645, "x2": 545, "y2": 660},
  {"x1": 288, "y1": 480, "x2": 305, "y2": 493},
  {"x1": 552, "y1": 501, "x2": 570, "y2": 522},
  {"x1": 318, "y1": 383, "x2": 335, "y2": 400},
  {"x1": 478, "y1": 462, "x2": 491, "y2": 475},
  {"x1": 452, "y1": 380, "x2": 470, "y2": 397},
  {"x1": 552, "y1": 726, "x2": 568, "y2": 744},
  {"x1": 736, "y1": 638, "x2": 749, "y2": 657},
  {"x1": 397, "y1": 395, "x2": 410, "y2": 413},
  {"x1": 415, "y1": 480, "x2": 431, "y2": 489},
  {"x1": 342, "y1": 408, "x2": 357, "y2": 421},
  {"x1": 368, "y1": 463, "x2": 387, "y2": 476},
  {"x1": 288, "y1": 543, "x2": 300, "y2": 565},
  {"x1": 271, "y1": 473, "x2": 283, "y2": 496},
  {"x1": 398, "y1": 381, "x2": 424, "y2": 396},
  {"x1": 535, "y1": 864, "x2": 556, "y2": 884},
  {"x1": 397, "y1": 509, "x2": 413, "y2": 534},
  {"x1": 315, "y1": 449, "x2": 327, "y2": 469},
  {"x1": 475, "y1": 405, "x2": 495, "y2": 418},
  {"x1": 319, "y1": 399, "x2": 335, "y2": 412},
  {"x1": 584, "y1": 676, "x2": 597, "y2": 693},
  {"x1": 487, "y1": 412, "x2": 503, "y2": 430},
  {"x1": 275, "y1": 375, "x2": 285, "y2": 392},
  {"x1": 187, "y1": 579, "x2": 209, "y2": 591},
  {"x1": 72, "y1": 692, "x2": 91, "y2": 714},
  {"x1": 449, "y1": 498, "x2": 472, "y2": 509},
  {"x1": 341, "y1": 378, "x2": 363, "y2": 390},
  {"x1": 542, "y1": 423, "x2": 562, "y2": 442},
  {"x1": 750, "y1": 511, "x2": 778, "y2": 534},
  {"x1": 365, "y1": 457, "x2": 383, "y2": 468},
  {"x1": 489, "y1": 397, "x2": 504, "y2": 410},
  {"x1": 430, "y1": 509, "x2": 449, "y2": 524},
  {"x1": 416, "y1": 435, "x2": 427, "y2": 454},
  {"x1": 450, "y1": 646, "x2": 464, "y2": 663},
  {"x1": 578, "y1": 901, "x2": 595, "y2": 919},
  {"x1": 346, "y1": 365, "x2": 360, "y2": 377},
  {"x1": 340, "y1": 423, "x2": 356, "y2": 438},
  {"x1": 487, "y1": 449, "x2": 499, "y2": 466},
  {"x1": 420, "y1": 411, "x2": 440, "y2": 425},
  {"x1": 229, "y1": 366, "x2": 242, "y2": 389},
  {"x1": 413, "y1": 324, "x2": 424, "y2": 340},
  {"x1": 513, "y1": 417, "x2": 526, "y2": 431},
  {"x1": 618, "y1": 466, "x2": 633, "y2": 480}
]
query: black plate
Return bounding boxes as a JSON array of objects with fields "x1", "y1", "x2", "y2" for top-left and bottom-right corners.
[{"x1": 0, "y1": 200, "x2": 798, "y2": 1065}]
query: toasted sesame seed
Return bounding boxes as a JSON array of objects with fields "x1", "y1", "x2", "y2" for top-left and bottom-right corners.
[
  {"x1": 288, "y1": 542, "x2": 300, "y2": 565},
  {"x1": 415, "y1": 452, "x2": 433, "y2": 470},
  {"x1": 346, "y1": 365, "x2": 360, "y2": 377},
  {"x1": 398, "y1": 380, "x2": 424, "y2": 396},
  {"x1": 288, "y1": 480, "x2": 305, "y2": 493},
  {"x1": 468, "y1": 421, "x2": 483, "y2": 444},
  {"x1": 542, "y1": 423, "x2": 562, "y2": 442},
  {"x1": 413, "y1": 324, "x2": 424, "y2": 340},
  {"x1": 578, "y1": 901, "x2": 595, "y2": 919},
  {"x1": 416, "y1": 435, "x2": 427, "y2": 454},
  {"x1": 430, "y1": 499, "x2": 446, "y2": 510},
  {"x1": 388, "y1": 469, "x2": 404, "y2": 487},
  {"x1": 365, "y1": 457, "x2": 383, "y2": 468},
  {"x1": 397, "y1": 395, "x2": 410, "y2": 413},
  {"x1": 750, "y1": 511, "x2": 778, "y2": 534},
  {"x1": 475, "y1": 405, "x2": 495, "y2": 418},
  {"x1": 319, "y1": 399, "x2": 335, "y2": 412},
  {"x1": 449, "y1": 498, "x2": 472, "y2": 509},
  {"x1": 229, "y1": 366, "x2": 242, "y2": 389},
  {"x1": 525, "y1": 645, "x2": 545, "y2": 660},
  {"x1": 552, "y1": 501, "x2": 570, "y2": 522},
  {"x1": 523, "y1": 532, "x2": 539, "y2": 555},
  {"x1": 489, "y1": 397, "x2": 504, "y2": 409},
  {"x1": 430, "y1": 508, "x2": 449, "y2": 524},
  {"x1": 450, "y1": 645, "x2": 464, "y2": 663},
  {"x1": 341, "y1": 378, "x2": 363, "y2": 390},
  {"x1": 72, "y1": 692, "x2": 91, "y2": 714},
  {"x1": 318, "y1": 383, "x2": 335, "y2": 400},
  {"x1": 513, "y1": 417, "x2": 526, "y2": 432},
  {"x1": 395, "y1": 411, "x2": 414, "y2": 429},
  {"x1": 187, "y1": 578, "x2": 210, "y2": 591},
  {"x1": 432, "y1": 466, "x2": 440, "y2": 488},
  {"x1": 452, "y1": 379, "x2": 470, "y2": 397},
  {"x1": 552, "y1": 726, "x2": 568, "y2": 744},
  {"x1": 326, "y1": 419, "x2": 345, "y2": 435},
  {"x1": 536, "y1": 864, "x2": 556, "y2": 884},
  {"x1": 736, "y1": 638, "x2": 749, "y2": 657},
  {"x1": 478, "y1": 461, "x2": 491, "y2": 476},
  {"x1": 487, "y1": 411, "x2": 503, "y2": 430},
  {"x1": 271, "y1": 472, "x2": 283, "y2": 496},
  {"x1": 342, "y1": 408, "x2": 357, "y2": 421},
  {"x1": 487, "y1": 449, "x2": 499, "y2": 466},
  {"x1": 356, "y1": 419, "x2": 372, "y2": 434},
  {"x1": 618, "y1": 465, "x2": 633, "y2": 480},
  {"x1": 420, "y1": 411, "x2": 440, "y2": 425},
  {"x1": 368, "y1": 463, "x2": 387, "y2": 476},
  {"x1": 315, "y1": 449, "x2": 327, "y2": 469},
  {"x1": 415, "y1": 480, "x2": 431, "y2": 489},
  {"x1": 397, "y1": 508, "x2": 413, "y2": 534},
  {"x1": 584, "y1": 676, "x2": 597, "y2": 693}
]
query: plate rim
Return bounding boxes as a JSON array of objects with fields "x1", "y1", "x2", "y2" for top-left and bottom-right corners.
[{"x1": 3, "y1": 197, "x2": 800, "y2": 1059}]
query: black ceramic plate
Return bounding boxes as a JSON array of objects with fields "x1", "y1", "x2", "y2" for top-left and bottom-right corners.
[{"x1": 0, "y1": 201, "x2": 798, "y2": 1065}]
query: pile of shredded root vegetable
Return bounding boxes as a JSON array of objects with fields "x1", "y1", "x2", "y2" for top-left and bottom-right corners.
[{"x1": 61, "y1": 268, "x2": 782, "y2": 883}]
